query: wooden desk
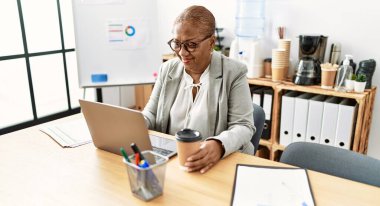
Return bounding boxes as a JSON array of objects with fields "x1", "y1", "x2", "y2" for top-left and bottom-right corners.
[{"x1": 0, "y1": 115, "x2": 379, "y2": 206}]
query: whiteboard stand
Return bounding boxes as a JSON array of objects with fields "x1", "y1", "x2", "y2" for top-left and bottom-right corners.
[{"x1": 72, "y1": 0, "x2": 161, "y2": 88}]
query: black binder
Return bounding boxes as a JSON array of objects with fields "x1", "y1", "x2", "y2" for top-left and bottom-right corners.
[
  {"x1": 261, "y1": 88, "x2": 273, "y2": 140},
  {"x1": 251, "y1": 86, "x2": 264, "y2": 107}
]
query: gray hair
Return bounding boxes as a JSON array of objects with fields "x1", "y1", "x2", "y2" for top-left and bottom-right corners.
[{"x1": 174, "y1": 5, "x2": 216, "y2": 37}]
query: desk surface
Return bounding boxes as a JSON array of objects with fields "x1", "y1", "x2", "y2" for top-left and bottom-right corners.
[{"x1": 0, "y1": 114, "x2": 379, "y2": 206}]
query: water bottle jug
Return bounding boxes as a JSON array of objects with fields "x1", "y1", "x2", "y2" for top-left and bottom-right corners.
[{"x1": 235, "y1": 0, "x2": 265, "y2": 38}]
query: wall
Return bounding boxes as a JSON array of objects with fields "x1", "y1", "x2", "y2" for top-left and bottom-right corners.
[
  {"x1": 155, "y1": 0, "x2": 380, "y2": 159},
  {"x1": 156, "y1": 0, "x2": 237, "y2": 54}
]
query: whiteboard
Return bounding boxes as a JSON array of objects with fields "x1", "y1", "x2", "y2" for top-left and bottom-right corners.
[{"x1": 72, "y1": 0, "x2": 161, "y2": 87}]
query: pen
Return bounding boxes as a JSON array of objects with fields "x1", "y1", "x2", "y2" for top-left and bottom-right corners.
[
  {"x1": 131, "y1": 143, "x2": 145, "y2": 160},
  {"x1": 120, "y1": 147, "x2": 131, "y2": 163}
]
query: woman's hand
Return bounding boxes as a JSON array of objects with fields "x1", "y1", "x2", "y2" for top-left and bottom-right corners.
[{"x1": 184, "y1": 140, "x2": 224, "y2": 173}]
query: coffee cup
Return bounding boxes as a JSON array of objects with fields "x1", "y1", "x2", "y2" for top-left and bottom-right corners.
[
  {"x1": 272, "y1": 68, "x2": 285, "y2": 82},
  {"x1": 175, "y1": 129, "x2": 202, "y2": 170},
  {"x1": 321, "y1": 68, "x2": 337, "y2": 89}
]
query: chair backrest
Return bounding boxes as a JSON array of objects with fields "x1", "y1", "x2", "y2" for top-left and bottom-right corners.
[
  {"x1": 280, "y1": 142, "x2": 380, "y2": 187},
  {"x1": 252, "y1": 103, "x2": 265, "y2": 155}
]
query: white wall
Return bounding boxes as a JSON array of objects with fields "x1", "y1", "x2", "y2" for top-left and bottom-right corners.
[
  {"x1": 156, "y1": 0, "x2": 237, "y2": 54},
  {"x1": 154, "y1": 0, "x2": 380, "y2": 159}
]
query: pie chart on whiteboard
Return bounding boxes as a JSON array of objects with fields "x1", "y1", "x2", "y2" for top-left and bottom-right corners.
[{"x1": 125, "y1": 25, "x2": 135, "y2": 36}]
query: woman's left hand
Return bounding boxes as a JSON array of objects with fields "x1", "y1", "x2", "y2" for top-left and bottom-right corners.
[{"x1": 184, "y1": 140, "x2": 224, "y2": 173}]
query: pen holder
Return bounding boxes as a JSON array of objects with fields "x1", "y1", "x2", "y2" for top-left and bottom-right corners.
[{"x1": 123, "y1": 150, "x2": 168, "y2": 201}]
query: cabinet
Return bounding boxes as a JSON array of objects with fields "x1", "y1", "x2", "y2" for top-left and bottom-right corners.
[{"x1": 248, "y1": 78, "x2": 377, "y2": 161}]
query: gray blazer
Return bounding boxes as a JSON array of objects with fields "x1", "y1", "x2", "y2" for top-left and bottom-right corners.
[{"x1": 142, "y1": 52, "x2": 255, "y2": 157}]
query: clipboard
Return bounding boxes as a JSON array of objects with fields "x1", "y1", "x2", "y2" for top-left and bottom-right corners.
[{"x1": 230, "y1": 164, "x2": 315, "y2": 206}]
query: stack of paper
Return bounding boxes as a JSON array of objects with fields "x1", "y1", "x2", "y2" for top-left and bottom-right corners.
[{"x1": 40, "y1": 118, "x2": 92, "y2": 148}]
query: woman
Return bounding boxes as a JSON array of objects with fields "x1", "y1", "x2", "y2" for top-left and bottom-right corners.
[{"x1": 143, "y1": 5, "x2": 255, "y2": 173}]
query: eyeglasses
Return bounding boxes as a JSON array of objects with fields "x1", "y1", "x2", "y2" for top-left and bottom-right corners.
[{"x1": 167, "y1": 35, "x2": 212, "y2": 53}]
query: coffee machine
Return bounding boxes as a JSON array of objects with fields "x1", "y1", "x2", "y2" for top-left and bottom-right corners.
[{"x1": 293, "y1": 35, "x2": 328, "y2": 85}]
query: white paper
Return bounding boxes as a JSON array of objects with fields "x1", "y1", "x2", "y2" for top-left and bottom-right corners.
[
  {"x1": 232, "y1": 165, "x2": 315, "y2": 206},
  {"x1": 40, "y1": 118, "x2": 92, "y2": 148}
]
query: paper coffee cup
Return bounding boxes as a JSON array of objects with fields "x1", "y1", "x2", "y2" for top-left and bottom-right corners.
[
  {"x1": 175, "y1": 129, "x2": 202, "y2": 170},
  {"x1": 272, "y1": 68, "x2": 285, "y2": 82},
  {"x1": 321, "y1": 68, "x2": 337, "y2": 89}
]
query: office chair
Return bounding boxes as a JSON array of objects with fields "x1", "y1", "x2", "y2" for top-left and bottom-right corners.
[
  {"x1": 252, "y1": 103, "x2": 265, "y2": 155},
  {"x1": 280, "y1": 142, "x2": 380, "y2": 187}
]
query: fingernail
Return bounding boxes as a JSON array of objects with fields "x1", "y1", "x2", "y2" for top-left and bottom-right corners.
[{"x1": 200, "y1": 170, "x2": 205, "y2": 174}]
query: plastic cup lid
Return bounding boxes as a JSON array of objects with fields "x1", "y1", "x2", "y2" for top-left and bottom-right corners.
[{"x1": 175, "y1": 129, "x2": 202, "y2": 142}]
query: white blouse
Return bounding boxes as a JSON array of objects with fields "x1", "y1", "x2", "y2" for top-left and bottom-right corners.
[{"x1": 168, "y1": 66, "x2": 210, "y2": 139}]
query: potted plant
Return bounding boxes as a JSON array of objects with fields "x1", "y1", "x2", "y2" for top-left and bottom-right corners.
[
  {"x1": 345, "y1": 74, "x2": 356, "y2": 92},
  {"x1": 354, "y1": 74, "x2": 367, "y2": 93}
]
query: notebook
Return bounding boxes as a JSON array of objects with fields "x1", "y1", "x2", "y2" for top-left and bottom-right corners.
[{"x1": 79, "y1": 99, "x2": 177, "y2": 158}]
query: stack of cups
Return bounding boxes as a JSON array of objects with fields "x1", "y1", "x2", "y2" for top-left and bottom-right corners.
[
  {"x1": 278, "y1": 39, "x2": 291, "y2": 79},
  {"x1": 271, "y1": 49, "x2": 287, "y2": 82}
]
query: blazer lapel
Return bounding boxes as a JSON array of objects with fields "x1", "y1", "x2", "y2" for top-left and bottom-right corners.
[
  {"x1": 160, "y1": 62, "x2": 183, "y2": 133},
  {"x1": 208, "y1": 52, "x2": 223, "y2": 135}
]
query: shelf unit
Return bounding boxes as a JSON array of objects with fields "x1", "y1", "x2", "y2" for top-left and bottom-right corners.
[
  {"x1": 134, "y1": 84, "x2": 154, "y2": 111},
  {"x1": 248, "y1": 78, "x2": 377, "y2": 161}
]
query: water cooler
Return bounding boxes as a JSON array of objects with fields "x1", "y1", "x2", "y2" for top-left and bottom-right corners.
[{"x1": 230, "y1": 0, "x2": 265, "y2": 78}]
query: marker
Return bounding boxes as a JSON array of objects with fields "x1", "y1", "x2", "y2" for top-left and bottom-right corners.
[
  {"x1": 120, "y1": 147, "x2": 131, "y2": 163},
  {"x1": 139, "y1": 160, "x2": 150, "y2": 168},
  {"x1": 135, "y1": 153, "x2": 140, "y2": 166},
  {"x1": 131, "y1": 143, "x2": 145, "y2": 160}
]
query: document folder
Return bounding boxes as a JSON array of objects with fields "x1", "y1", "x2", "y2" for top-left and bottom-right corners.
[
  {"x1": 292, "y1": 93, "x2": 314, "y2": 143},
  {"x1": 279, "y1": 91, "x2": 299, "y2": 147},
  {"x1": 40, "y1": 118, "x2": 92, "y2": 148},
  {"x1": 320, "y1": 97, "x2": 341, "y2": 146},
  {"x1": 334, "y1": 99, "x2": 357, "y2": 149},
  {"x1": 251, "y1": 87, "x2": 264, "y2": 107},
  {"x1": 262, "y1": 88, "x2": 274, "y2": 140},
  {"x1": 306, "y1": 95, "x2": 326, "y2": 144}
]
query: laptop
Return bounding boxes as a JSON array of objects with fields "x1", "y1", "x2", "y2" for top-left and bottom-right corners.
[{"x1": 79, "y1": 99, "x2": 177, "y2": 158}]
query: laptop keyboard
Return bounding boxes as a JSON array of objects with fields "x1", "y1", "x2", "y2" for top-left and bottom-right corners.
[{"x1": 152, "y1": 146, "x2": 174, "y2": 156}]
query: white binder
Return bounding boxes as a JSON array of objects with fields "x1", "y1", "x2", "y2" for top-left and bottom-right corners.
[
  {"x1": 292, "y1": 93, "x2": 314, "y2": 143},
  {"x1": 279, "y1": 91, "x2": 299, "y2": 147},
  {"x1": 334, "y1": 99, "x2": 357, "y2": 149},
  {"x1": 305, "y1": 95, "x2": 326, "y2": 143},
  {"x1": 320, "y1": 97, "x2": 340, "y2": 146}
]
